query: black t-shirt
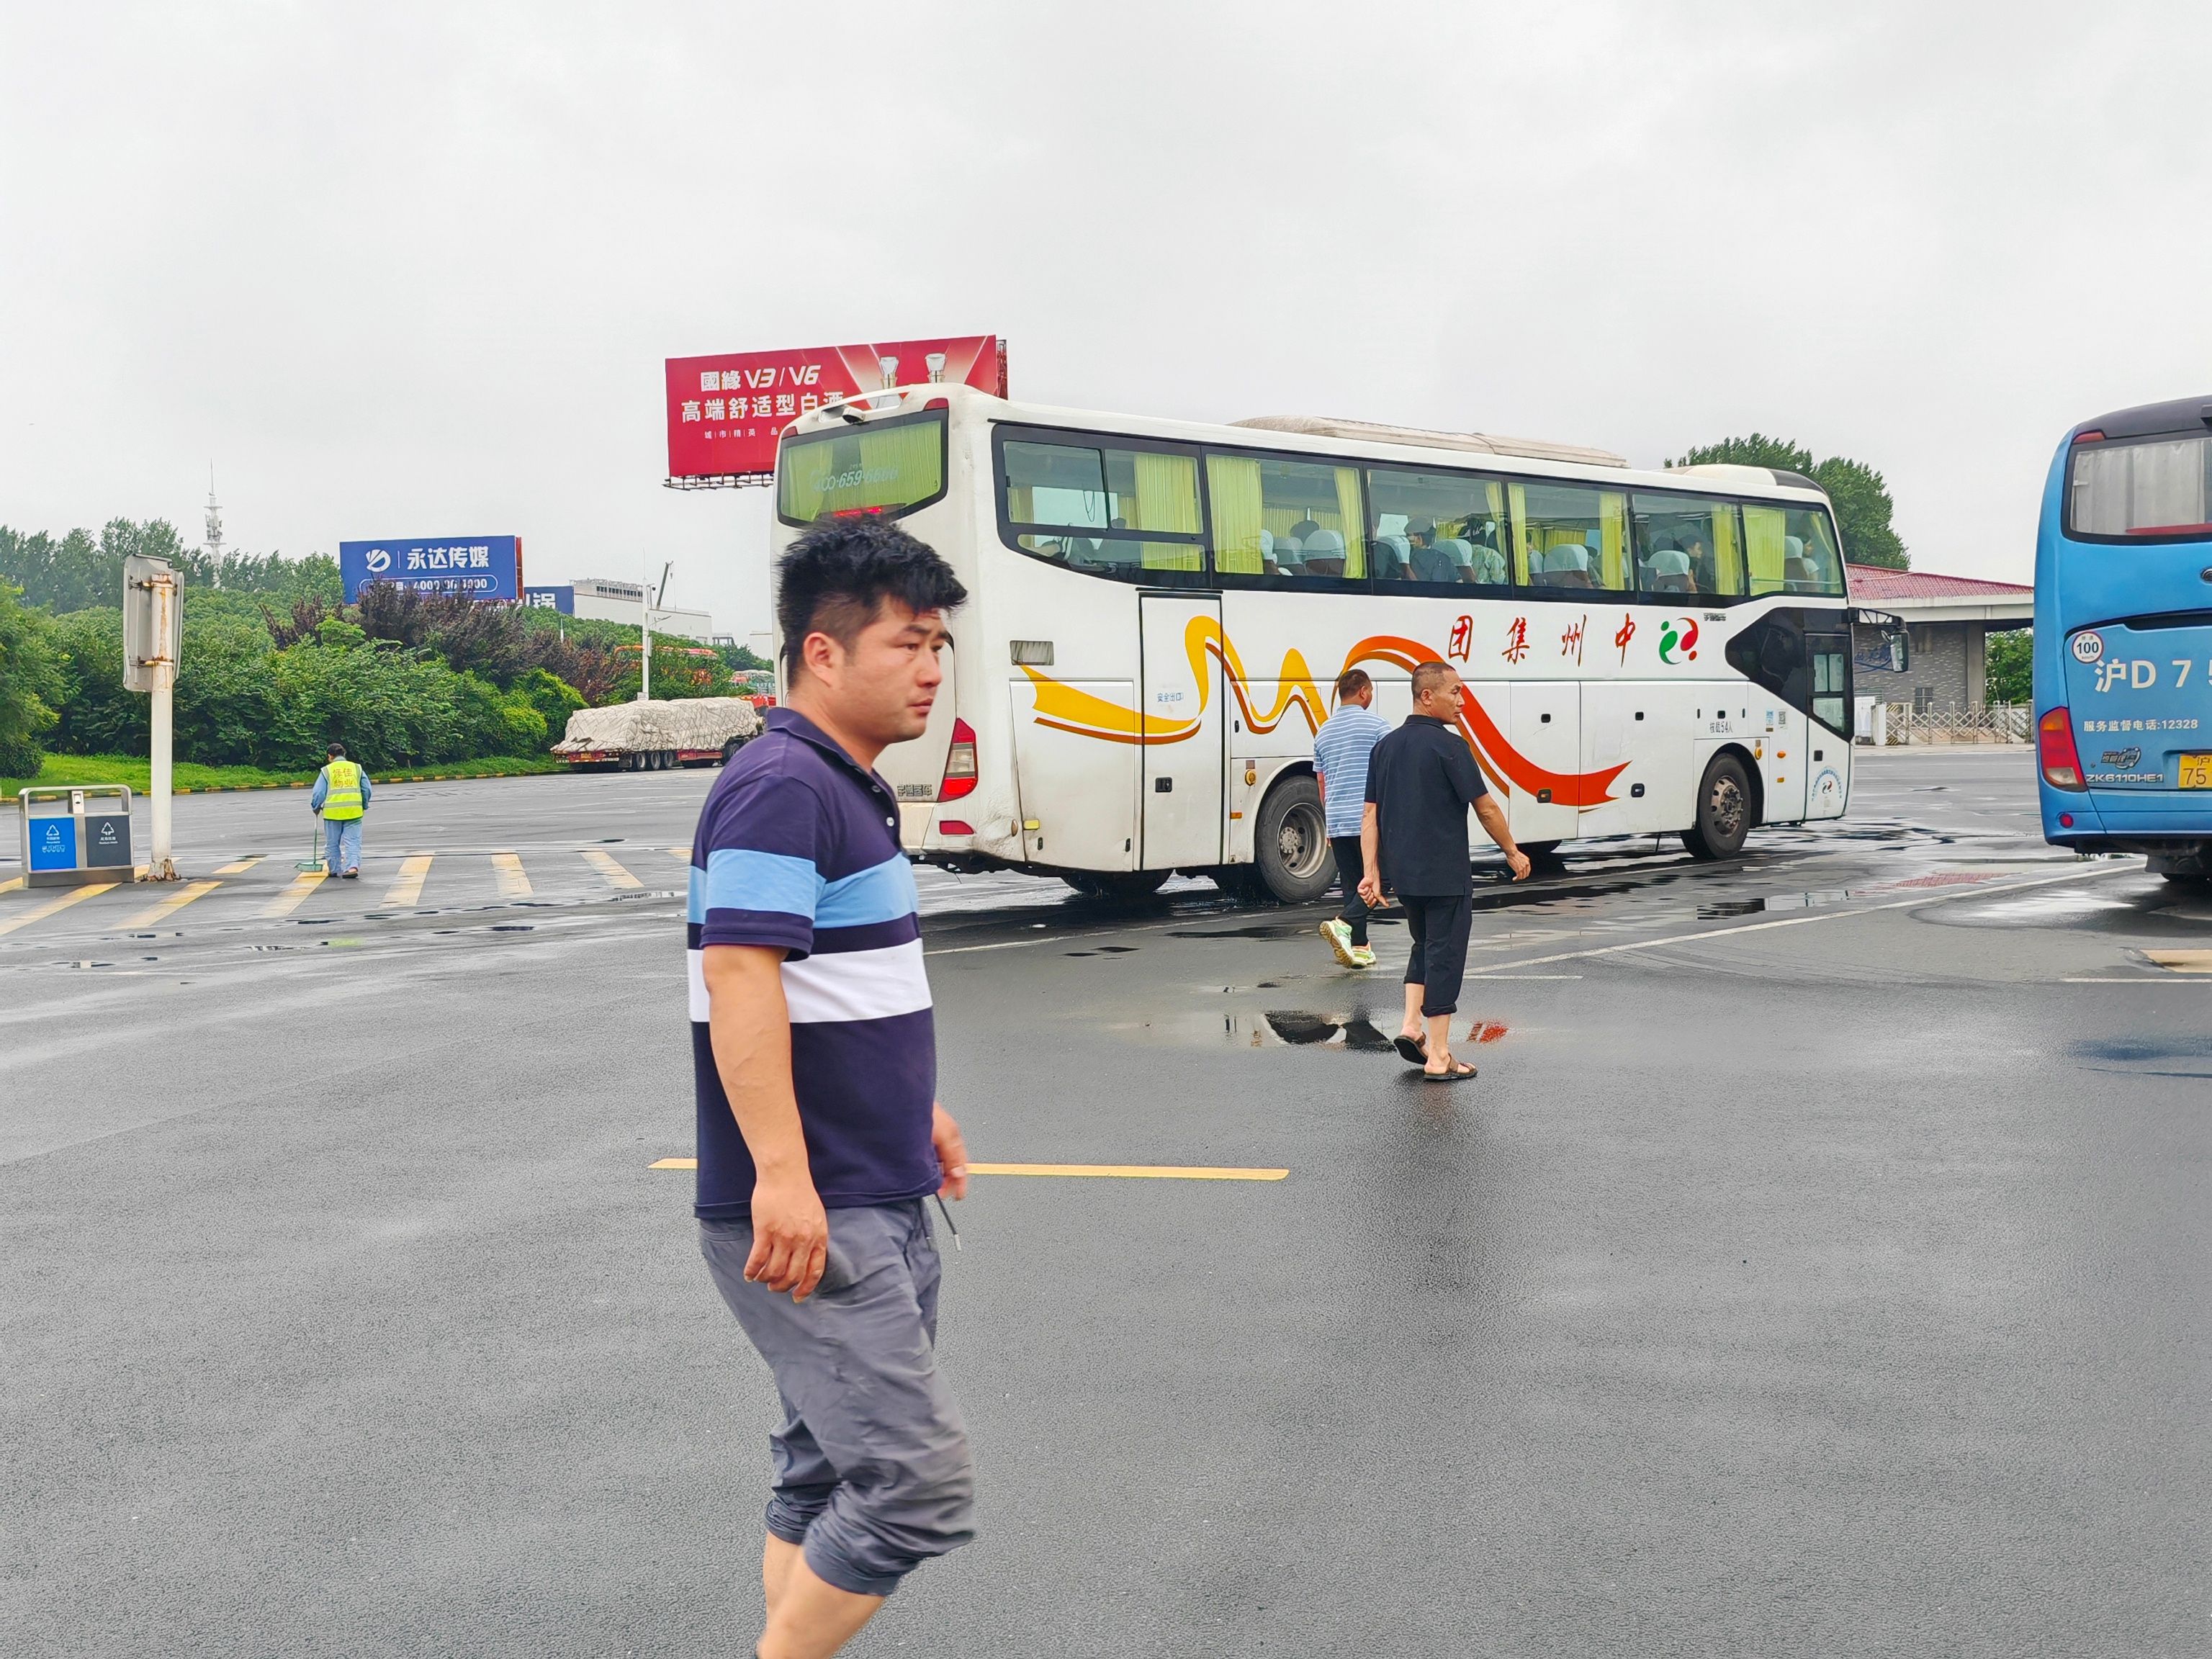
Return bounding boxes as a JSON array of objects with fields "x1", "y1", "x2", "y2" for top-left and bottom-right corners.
[{"x1": 1364, "y1": 714, "x2": 1488, "y2": 896}]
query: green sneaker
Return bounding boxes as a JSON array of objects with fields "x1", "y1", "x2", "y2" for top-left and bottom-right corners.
[
  {"x1": 1350, "y1": 944, "x2": 1377, "y2": 969},
  {"x1": 1319, "y1": 917, "x2": 1358, "y2": 966}
]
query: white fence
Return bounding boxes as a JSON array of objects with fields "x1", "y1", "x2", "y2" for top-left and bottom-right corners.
[{"x1": 1854, "y1": 701, "x2": 2030, "y2": 746}]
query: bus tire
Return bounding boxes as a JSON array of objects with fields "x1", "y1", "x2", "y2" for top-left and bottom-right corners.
[
  {"x1": 1252, "y1": 773, "x2": 1335, "y2": 904},
  {"x1": 1062, "y1": 871, "x2": 1170, "y2": 902},
  {"x1": 1682, "y1": 753, "x2": 1753, "y2": 860}
]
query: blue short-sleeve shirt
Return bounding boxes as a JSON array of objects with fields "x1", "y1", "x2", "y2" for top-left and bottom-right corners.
[{"x1": 688, "y1": 707, "x2": 938, "y2": 1218}]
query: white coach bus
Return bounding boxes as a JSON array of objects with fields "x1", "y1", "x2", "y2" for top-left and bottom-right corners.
[{"x1": 768, "y1": 385, "x2": 1855, "y2": 902}]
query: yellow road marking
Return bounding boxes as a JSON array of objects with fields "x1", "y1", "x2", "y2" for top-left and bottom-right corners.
[
  {"x1": 0, "y1": 882, "x2": 119, "y2": 936},
  {"x1": 261, "y1": 871, "x2": 325, "y2": 918},
  {"x1": 383, "y1": 854, "x2": 433, "y2": 906},
  {"x1": 0, "y1": 876, "x2": 22, "y2": 894},
  {"x1": 583, "y1": 849, "x2": 642, "y2": 890},
  {"x1": 667, "y1": 845, "x2": 691, "y2": 860},
  {"x1": 2144, "y1": 949, "x2": 2212, "y2": 974},
  {"x1": 492, "y1": 851, "x2": 532, "y2": 898},
  {"x1": 122, "y1": 880, "x2": 222, "y2": 929},
  {"x1": 212, "y1": 856, "x2": 264, "y2": 876},
  {"x1": 647, "y1": 1157, "x2": 1286, "y2": 1180}
]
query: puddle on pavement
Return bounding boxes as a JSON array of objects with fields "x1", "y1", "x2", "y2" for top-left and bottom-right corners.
[
  {"x1": 2067, "y1": 1033, "x2": 2212, "y2": 1079},
  {"x1": 1255, "y1": 1010, "x2": 1510, "y2": 1051}
]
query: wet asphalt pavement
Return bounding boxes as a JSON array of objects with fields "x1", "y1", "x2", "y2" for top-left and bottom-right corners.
[{"x1": 1, "y1": 750, "x2": 2206, "y2": 1656}]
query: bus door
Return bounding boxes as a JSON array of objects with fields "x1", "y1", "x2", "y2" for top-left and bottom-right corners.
[
  {"x1": 1509, "y1": 679, "x2": 1581, "y2": 842},
  {"x1": 1139, "y1": 593, "x2": 1224, "y2": 869}
]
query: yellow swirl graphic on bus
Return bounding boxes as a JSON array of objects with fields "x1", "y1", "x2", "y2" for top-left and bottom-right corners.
[{"x1": 1021, "y1": 617, "x2": 1327, "y2": 745}]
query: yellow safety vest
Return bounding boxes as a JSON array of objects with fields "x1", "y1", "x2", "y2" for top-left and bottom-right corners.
[{"x1": 323, "y1": 759, "x2": 364, "y2": 819}]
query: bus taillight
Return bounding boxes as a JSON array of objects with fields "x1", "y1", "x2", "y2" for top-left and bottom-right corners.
[
  {"x1": 2038, "y1": 707, "x2": 2086, "y2": 791},
  {"x1": 940, "y1": 718, "x2": 979, "y2": 801}
]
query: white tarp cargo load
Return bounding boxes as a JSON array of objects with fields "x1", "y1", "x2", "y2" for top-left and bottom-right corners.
[{"x1": 552, "y1": 697, "x2": 763, "y2": 757}]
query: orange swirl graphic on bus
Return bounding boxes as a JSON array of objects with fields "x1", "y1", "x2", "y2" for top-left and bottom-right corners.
[{"x1": 1017, "y1": 622, "x2": 1627, "y2": 809}]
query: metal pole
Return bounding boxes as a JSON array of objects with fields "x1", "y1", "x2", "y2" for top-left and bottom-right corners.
[
  {"x1": 639, "y1": 572, "x2": 652, "y2": 702},
  {"x1": 150, "y1": 681, "x2": 175, "y2": 881}
]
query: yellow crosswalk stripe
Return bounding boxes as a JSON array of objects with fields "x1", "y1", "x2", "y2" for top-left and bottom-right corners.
[
  {"x1": 122, "y1": 880, "x2": 222, "y2": 929},
  {"x1": 212, "y1": 855, "x2": 265, "y2": 876},
  {"x1": 492, "y1": 851, "x2": 531, "y2": 898},
  {"x1": 261, "y1": 871, "x2": 325, "y2": 919},
  {"x1": 581, "y1": 849, "x2": 642, "y2": 890},
  {"x1": 382, "y1": 854, "x2": 433, "y2": 906},
  {"x1": 667, "y1": 845, "x2": 691, "y2": 859},
  {"x1": 0, "y1": 882, "x2": 119, "y2": 937}
]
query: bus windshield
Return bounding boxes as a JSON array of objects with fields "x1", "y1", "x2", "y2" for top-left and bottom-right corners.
[
  {"x1": 2068, "y1": 433, "x2": 2212, "y2": 539},
  {"x1": 778, "y1": 408, "x2": 946, "y2": 524}
]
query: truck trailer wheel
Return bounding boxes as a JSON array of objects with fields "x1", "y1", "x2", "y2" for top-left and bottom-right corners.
[
  {"x1": 1681, "y1": 753, "x2": 1752, "y2": 860},
  {"x1": 1252, "y1": 774, "x2": 1335, "y2": 904},
  {"x1": 721, "y1": 735, "x2": 749, "y2": 765}
]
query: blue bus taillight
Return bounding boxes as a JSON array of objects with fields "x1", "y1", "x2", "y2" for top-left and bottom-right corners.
[{"x1": 2038, "y1": 707, "x2": 2086, "y2": 791}]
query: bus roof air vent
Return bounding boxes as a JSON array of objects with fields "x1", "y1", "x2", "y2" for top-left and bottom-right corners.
[{"x1": 1231, "y1": 415, "x2": 1628, "y2": 469}]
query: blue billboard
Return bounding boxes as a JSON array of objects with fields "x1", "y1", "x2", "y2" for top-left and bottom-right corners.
[
  {"x1": 339, "y1": 534, "x2": 522, "y2": 603},
  {"x1": 523, "y1": 585, "x2": 575, "y2": 615}
]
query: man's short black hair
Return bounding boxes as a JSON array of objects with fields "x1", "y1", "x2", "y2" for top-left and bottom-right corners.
[
  {"x1": 328, "y1": 743, "x2": 346, "y2": 759},
  {"x1": 775, "y1": 518, "x2": 966, "y2": 675}
]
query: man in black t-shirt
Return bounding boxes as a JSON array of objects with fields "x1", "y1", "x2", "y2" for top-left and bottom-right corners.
[{"x1": 1359, "y1": 660, "x2": 1531, "y2": 1079}]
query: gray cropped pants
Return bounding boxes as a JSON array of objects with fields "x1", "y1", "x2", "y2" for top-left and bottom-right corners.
[{"x1": 699, "y1": 1200, "x2": 975, "y2": 1596}]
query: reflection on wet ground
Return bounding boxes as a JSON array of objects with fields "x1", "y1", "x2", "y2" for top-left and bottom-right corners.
[
  {"x1": 2067, "y1": 1033, "x2": 2212, "y2": 1079},
  {"x1": 1257, "y1": 1010, "x2": 1511, "y2": 1051}
]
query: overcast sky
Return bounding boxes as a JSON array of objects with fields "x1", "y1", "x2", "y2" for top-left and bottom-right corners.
[{"x1": 5, "y1": 3, "x2": 2208, "y2": 634}]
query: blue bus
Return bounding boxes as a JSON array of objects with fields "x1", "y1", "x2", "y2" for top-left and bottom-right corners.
[{"x1": 2035, "y1": 394, "x2": 2212, "y2": 880}]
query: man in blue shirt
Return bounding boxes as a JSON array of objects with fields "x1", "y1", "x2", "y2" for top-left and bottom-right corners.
[
  {"x1": 1312, "y1": 667, "x2": 1390, "y2": 968},
  {"x1": 691, "y1": 518, "x2": 974, "y2": 1659}
]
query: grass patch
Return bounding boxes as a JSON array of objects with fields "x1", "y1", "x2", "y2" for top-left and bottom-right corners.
[{"x1": 2, "y1": 753, "x2": 568, "y2": 800}]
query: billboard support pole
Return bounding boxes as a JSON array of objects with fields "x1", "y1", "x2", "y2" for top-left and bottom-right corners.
[
  {"x1": 149, "y1": 681, "x2": 174, "y2": 881},
  {"x1": 124, "y1": 556, "x2": 182, "y2": 881}
]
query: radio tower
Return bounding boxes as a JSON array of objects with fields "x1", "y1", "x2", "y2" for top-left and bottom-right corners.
[{"x1": 203, "y1": 466, "x2": 223, "y2": 568}]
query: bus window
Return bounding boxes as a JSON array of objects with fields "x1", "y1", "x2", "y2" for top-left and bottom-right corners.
[
  {"x1": 1745, "y1": 505, "x2": 1846, "y2": 597},
  {"x1": 778, "y1": 408, "x2": 947, "y2": 524},
  {"x1": 2068, "y1": 433, "x2": 2212, "y2": 539},
  {"x1": 1367, "y1": 468, "x2": 1511, "y2": 587},
  {"x1": 1003, "y1": 437, "x2": 1203, "y2": 574},
  {"x1": 1208, "y1": 454, "x2": 1367, "y2": 582},
  {"x1": 1513, "y1": 482, "x2": 1627, "y2": 592},
  {"x1": 1631, "y1": 495, "x2": 1744, "y2": 598}
]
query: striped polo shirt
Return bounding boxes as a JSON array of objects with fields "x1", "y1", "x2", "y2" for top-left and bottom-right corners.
[
  {"x1": 688, "y1": 707, "x2": 938, "y2": 1219},
  {"x1": 1313, "y1": 703, "x2": 1391, "y2": 838}
]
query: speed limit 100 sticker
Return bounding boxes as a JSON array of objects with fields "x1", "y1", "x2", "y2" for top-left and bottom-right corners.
[{"x1": 2071, "y1": 630, "x2": 2105, "y2": 664}]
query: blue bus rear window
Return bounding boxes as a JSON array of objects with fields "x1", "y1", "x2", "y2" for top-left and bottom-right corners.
[{"x1": 2067, "y1": 433, "x2": 2212, "y2": 540}]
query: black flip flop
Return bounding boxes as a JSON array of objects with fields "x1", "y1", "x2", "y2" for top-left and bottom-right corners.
[
  {"x1": 1393, "y1": 1035, "x2": 1427, "y2": 1066},
  {"x1": 1421, "y1": 1061, "x2": 1477, "y2": 1081}
]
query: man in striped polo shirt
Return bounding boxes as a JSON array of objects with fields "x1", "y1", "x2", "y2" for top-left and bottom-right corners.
[
  {"x1": 1313, "y1": 667, "x2": 1390, "y2": 968},
  {"x1": 690, "y1": 519, "x2": 974, "y2": 1659}
]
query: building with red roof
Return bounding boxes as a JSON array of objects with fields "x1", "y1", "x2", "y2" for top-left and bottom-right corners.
[{"x1": 1845, "y1": 564, "x2": 2032, "y2": 711}]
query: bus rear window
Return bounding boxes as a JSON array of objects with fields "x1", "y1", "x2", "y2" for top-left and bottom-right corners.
[
  {"x1": 777, "y1": 410, "x2": 946, "y2": 524},
  {"x1": 2069, "y1": 434, "x2": 2212, "y2": 540}
]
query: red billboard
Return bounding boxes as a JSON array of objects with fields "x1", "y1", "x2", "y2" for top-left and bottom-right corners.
[{"x1": 665, "y1": 335, "x2": 1006, "y2": 482}]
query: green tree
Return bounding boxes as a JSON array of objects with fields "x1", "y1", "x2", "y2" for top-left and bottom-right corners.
[
  {"x1": 0, "y1": 582, "x2": 62, "y2": 777},
  {"x1": 1668, "y1": 437, "x2": 1910, "y2": 570},
  {"x1": 1985, "y1": 628, "x2": 2032, "y2": 704}
]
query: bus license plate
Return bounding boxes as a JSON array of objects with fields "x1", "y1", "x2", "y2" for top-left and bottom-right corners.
[{"x1": 2181, "y1": 754, "x2": 2212, "y2": 789}]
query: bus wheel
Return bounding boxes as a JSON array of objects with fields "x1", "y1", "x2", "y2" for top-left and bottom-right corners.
[
  {"x1": 1682, "y1": 754, "x2": 1752, "y2": 860},
  {"x1": 1062, "y1": 871, "x2": 1171, "y2": 902},
  {"x1": 1253, "y1": 774, "x2": 1335, "y2": 904}
]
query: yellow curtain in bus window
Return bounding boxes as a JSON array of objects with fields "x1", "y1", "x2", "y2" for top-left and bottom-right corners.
[
  {"x1": 786, "y1": 421, "x2": 943, "y2": 520},
  {"x1": 1208, "y1": 455, "x2": 1265, "y2": 574},
  {"x1": 1332, "y1": 467, "x2": 1368, "y2": 578},
  {"x1": 1743, "y1": 506, "x2": 1787, "y2": 595},
  {"x1": 1135, "y1": 451, "x2": 1202, "y2": 571},
  {"x1": 1599, "y1": 493, "x2": 1627, "y2": 590},
  {"x1": 1709, "y1": 503, "x2": 1745, "y2": 594}
]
